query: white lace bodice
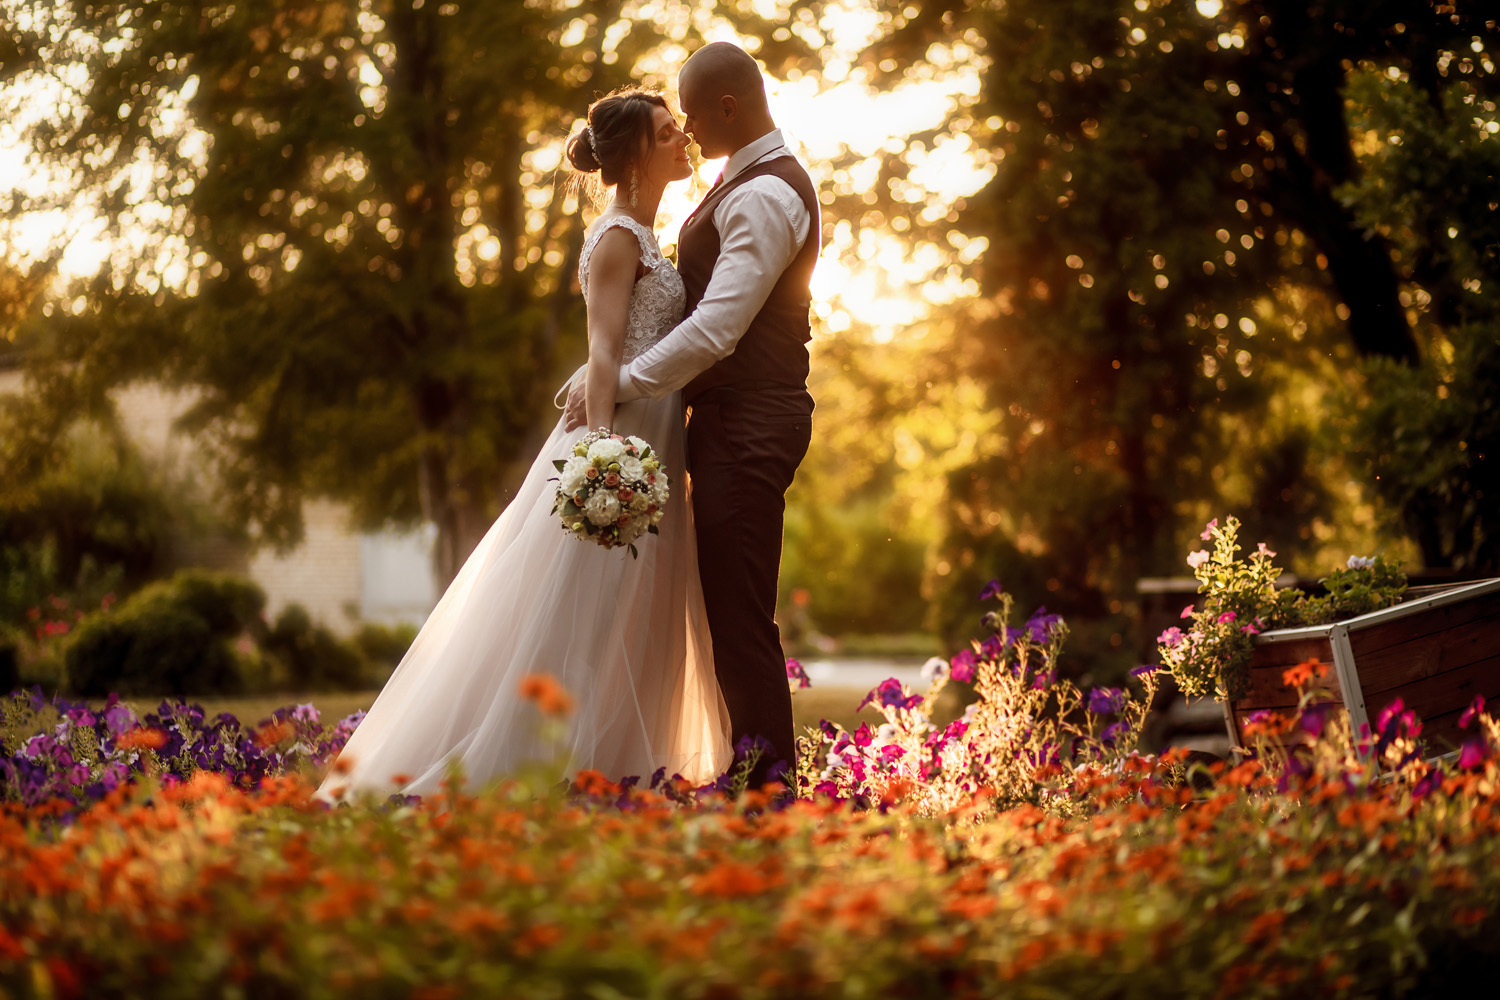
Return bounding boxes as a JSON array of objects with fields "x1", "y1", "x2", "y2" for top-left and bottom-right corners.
[{"x1": 578, "y1": 213, "x2": 685, "y2": 364}]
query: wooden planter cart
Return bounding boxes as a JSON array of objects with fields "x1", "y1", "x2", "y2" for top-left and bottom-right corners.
[{"x1": 1224, "y1": 578, "x2": 1500, "y2": 759}]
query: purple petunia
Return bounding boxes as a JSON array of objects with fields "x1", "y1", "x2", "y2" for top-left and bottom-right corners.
[
  {"x1": 864, "y1": 679, "x2": 922, "y2": 712},
  {"x1": 1157, "y1": 626, "x2": 1185, "y2": 648},
  {"x1": 1299, "y1": 702, "x2": 1336, "y2": 740},
  {"x1": 785, "y1": 657, "x2": 812, "y2": 690},
  {"x1": 1024, "y1": 606, "x2": 1063, "y2": 642},
  {"x1": 1129, "y1": 664, "x2": 1158, "y2": 680},
  {"x1": 978, "y1": 579, "x2": 1005, "y2": 601},
  {"x1": 1087, "y1": 687, "x2": 1126, "y2": 715}
]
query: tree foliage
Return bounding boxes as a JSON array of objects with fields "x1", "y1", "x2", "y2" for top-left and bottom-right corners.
[
  {"x1": 0, "y1": 0, "x2": 721, "y2": 583},
  {"x1": 810, "y1": 0, "x2": 1499, "y2": 662}
]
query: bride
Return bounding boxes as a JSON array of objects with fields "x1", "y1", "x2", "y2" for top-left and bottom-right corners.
[{"x1": 314, "y1": 88, "x2": 732, "y2": 806}]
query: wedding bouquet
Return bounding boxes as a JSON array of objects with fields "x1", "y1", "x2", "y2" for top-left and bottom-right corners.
[{"x1": 552, "y1": 429, "x2": 670, "y2": 557}]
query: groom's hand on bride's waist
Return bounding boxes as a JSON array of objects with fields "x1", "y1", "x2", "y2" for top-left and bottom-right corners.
[{"x1": 563, "y1": 381, "x2": 588, "y2": 431}]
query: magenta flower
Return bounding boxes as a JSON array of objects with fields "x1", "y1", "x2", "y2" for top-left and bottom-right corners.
[
  {"x1": 1460, "y1": 694, "x2": 1486, "y2": 730},
  {"x1": 949, "y1": 649, "x2": 978, "y2": 684},
  {"x1": 1458, "y1": 738, "x2": 1488, "y2": 771},
  {"x1": 1201, "y1": 518, "x2": 1218, "y2": 541},
  {"x1": 1180, "y1": 604, "x2": 1195, "y2": 620},
  {"x1": 1157, "y1": 626, "x2": 1184, "y2": 648},
  {"x1": 1216, "y1": 611, "x2": 1237, "y2": 624},
  {"x1": 1376, "y1": 698, "x2": 1406, "y2": 734}
]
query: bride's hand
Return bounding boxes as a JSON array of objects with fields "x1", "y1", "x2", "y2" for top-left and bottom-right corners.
[{"x1": 563, "y1": 380, "x2": 589, "y2": 432}]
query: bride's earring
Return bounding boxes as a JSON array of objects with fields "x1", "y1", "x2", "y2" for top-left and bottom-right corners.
[{"x1": 629, "y1": 168, "x2": 639, "y2": 209}]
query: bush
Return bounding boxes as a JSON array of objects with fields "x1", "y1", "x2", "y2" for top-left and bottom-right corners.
[
  {"x1": 263, "y1": 605, "x2": 368, "y2": 693},
  {"x1": 0, "y1": 423, "x2": 172, "y2": 630},
  {"x1": 353, "y1": 621, "x2": 418, "y2": 668},
  {"x1": 63, "y1": 570, "x2": 265, "y2": 698}
]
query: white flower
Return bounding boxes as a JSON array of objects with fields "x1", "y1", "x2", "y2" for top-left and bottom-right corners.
[
  {"x1": 877, "y1": 723, "x2": 896, "y2": 743},
  {"x1": 649, "y1": 477, "x2": 670, "y2": 505},
  {"x1": 558, "y1": 456, "x2": 589, "y2": 496},
  {"x1": 625, "y1": 435, "x2": 649, "y2": 454},
  {"x1": 920, "y1": 656, "x2": 949, "y2": 681},
  {"x1": 584, "y1": 491, "x2": 621, "y2": 526},
  {"x1": 618, "y1": 455, "x2": 645, "y2": 481},
  {"x1": 1347, "y1": 555, "x2": 1375, "y2": 570},
  {"x1": 587, "y1": 437, "x2": 626, "y2": 464},
  {"x1": 825, "y1": 751, "x2": 846, "y2": 769},
  {"x1": 628, "y1": 492, "x2": 650, "y2": 513}
]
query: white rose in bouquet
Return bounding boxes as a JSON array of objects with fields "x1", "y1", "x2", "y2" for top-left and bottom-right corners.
[
  {"x1": 558, "y1": 456, "x2": 589, "y2": 496},
  {"x1": 625, "y1": 435, "x2": 649, "y2": 453},
  {"x1": 584, "y1": 491, "x2": 621, "y2": 527},
  {"x1": 618, "y1": 455, "x2": 645, "y2": 481},
  {"x1": 588, "y1": 437, "x2": 627, "y2": 464}
]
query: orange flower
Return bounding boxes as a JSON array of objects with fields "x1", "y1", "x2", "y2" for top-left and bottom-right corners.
[
  {"x1": 253, "y1": 719, "x2": 294, "y2": 748},
  {"x1": 689, "y1": 860, "x2": 782, "y2": 898},
  {"x1": 116, "y1": 727, "x2": 168, "y2": 752},
  {"x1": 1281, "y1": 659, "x2": 1324, "y2": 689},
  {"x1": 518, "y1": 673, "x2": 574, "y2": 716},
  {"x1": 451, "y1": 905, "x2": 510, "y2": 936},
  {"x1": 572, "y1": 769, "x2": 616, "y2": 796},
  {"x1": 514, "y1": 923, "x2": 563, "y2": 956}
]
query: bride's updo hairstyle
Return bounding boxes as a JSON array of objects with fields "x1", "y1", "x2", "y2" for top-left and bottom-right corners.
[{"x1": 565, "y1": 87, "x2": 670, "y2": 203}]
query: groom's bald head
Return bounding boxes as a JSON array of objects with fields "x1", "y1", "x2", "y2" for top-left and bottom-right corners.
[{"x1": 678, "y1": 42, "x2": 775, "y2": 160}]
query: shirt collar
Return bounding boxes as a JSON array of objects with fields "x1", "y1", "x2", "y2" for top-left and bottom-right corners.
[{"x1": 721, "y1": 128, "x2": 788, "y2": 184}]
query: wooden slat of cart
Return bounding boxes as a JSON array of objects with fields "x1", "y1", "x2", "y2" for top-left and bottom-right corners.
[{"x1": 1224, "y1": 578, "x2": 1500, "y2": 759}]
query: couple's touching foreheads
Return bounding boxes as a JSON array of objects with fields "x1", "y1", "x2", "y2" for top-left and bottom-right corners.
[{"x1": 316, "y1": 41, "x2": 820, "y2": 805}]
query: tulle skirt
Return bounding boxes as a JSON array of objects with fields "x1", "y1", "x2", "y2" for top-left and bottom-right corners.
[{"x1": 312, "y1": 391, "x2": 732, "y2": 805}]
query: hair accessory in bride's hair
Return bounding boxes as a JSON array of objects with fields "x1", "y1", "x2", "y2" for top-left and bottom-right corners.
[{"x1": 585, "y1": 124, "x2": 600, "y2": 162}]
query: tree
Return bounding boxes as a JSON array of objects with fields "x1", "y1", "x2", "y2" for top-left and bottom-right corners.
[
  {"x1": 1, "y1": 1, "x2": 701, "y2": 584},
  {"x1": 812, "y1": 0, "x2": 1498, "y2": 664}
]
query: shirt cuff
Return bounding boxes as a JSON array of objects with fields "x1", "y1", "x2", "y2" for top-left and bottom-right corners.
[{"x1": 616, "y1": 365, "x2": 643, "y2": 402}]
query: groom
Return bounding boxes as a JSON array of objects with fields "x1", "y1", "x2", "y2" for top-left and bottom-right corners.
[{"x1": 566, "y1": 41, "x2": 820, "y2": 787}]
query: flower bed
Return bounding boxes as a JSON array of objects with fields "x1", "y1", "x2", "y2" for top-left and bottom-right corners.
[
  {"x1": 5, "y1": 587, "x2": 1500, "y2": 996},
  {"x1": 5, "y1": 683, "x2": 1500, "y2": 996}
]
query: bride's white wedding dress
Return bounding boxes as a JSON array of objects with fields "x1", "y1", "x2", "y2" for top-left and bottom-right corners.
[{"x1": 313, "y1": 212, "x2": 732, "y2": 805}]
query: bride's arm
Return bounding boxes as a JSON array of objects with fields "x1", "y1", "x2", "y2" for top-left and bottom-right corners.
[{"x1": 582, "y1": 227, "x2": 643, "y2": 431}]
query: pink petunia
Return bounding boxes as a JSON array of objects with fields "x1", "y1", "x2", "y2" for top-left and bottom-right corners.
[{"x1": 1186, "y1": 550, "x2": 1210, "y2": 569}]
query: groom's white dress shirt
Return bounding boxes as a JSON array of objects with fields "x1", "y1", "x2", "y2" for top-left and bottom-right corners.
[{"x1": 616, "y1": 128, "x2": 812, "y2": 402}]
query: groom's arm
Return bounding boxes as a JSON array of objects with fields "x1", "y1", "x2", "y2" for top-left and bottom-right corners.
[{"x1": 615, "y1": 174, "x2": 811, "y2": 402}]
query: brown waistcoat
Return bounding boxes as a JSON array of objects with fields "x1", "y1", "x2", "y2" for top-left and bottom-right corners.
[{"x1": 676, "y1": 154, "x2": 822, "y2": 403}]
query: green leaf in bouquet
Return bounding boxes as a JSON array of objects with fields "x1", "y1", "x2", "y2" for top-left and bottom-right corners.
[
  {"x1": 647, "y1": 524, "x2": 659, "y2": 536},
  {"x1": 552, "y1": 459, "x2": 566, "y2": 471}
]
